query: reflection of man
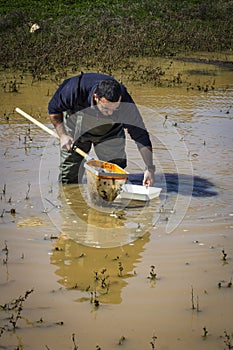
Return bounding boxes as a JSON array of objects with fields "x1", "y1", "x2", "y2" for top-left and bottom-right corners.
[
  {"x1": 50, "y1": 232, "x2": 150, "y2": 304},
  {"x1": 59, "y1": 184, "x2": 128, "y2": 248},
  {"x1": 48, "y1": 72, "x2": 155, "y2": 185}
]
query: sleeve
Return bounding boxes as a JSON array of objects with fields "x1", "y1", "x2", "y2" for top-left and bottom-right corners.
[
  {"x1": 48, "y1": 77, "x2": 79, "y2": 114},
  {"x1": 120, "y1": 87, "x2": 152, "y2": 149}
]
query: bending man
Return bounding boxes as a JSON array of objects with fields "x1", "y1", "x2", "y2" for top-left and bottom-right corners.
[{"x1": 48, "y1": 72, "x2": 155, "y2": 185}]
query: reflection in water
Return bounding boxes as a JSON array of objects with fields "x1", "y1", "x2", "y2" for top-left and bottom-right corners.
[
  {"x1": 61, "y1": 184, "x2": 126, "y2": 228},
  {"x1": 47, "y1": 185, "x2": 155, "y2": 304},
  {"x1": 57, "y1": 183, "x2": 152, "y2": 248},
  {"x1": 40, "y1": 173, "x2": 161, "y2": 247},
  {"x1": 41, "y1": 168, "x2": 218, "y2": 247},
  {"x1": 50, "y1": 232, "x2": 150, "y2": 304}
]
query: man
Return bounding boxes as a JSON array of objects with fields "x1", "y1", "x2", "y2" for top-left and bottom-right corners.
[{"x1": 48, "y1": 72, "x2": 155, "y2": 185}]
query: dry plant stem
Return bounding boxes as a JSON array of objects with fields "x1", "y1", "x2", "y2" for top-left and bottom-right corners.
[
  {"x1": 0, "y1": 289, "x2": 34, "y2": 332},
  {"x1": 191, "y1": 285, "x2": 195, "y2": 310},
  {"x1": 223, "y1": 330, "x2": 233, "y2": 349},
  {"x1": 2, "y1": 184, "x2": 6, "y2": 195},
  {"x1": 118, "y1": 335, "x2": 126, "y2": 345},
  {"x1": 25, "y1": 183, "x2": 31, "y2": 200},
  {"x1": 2, "y1": 241, "x2": 9, "y2": 264},
  {"x1": 222, "y1": 249, "x2": 227, "y2": 261},
  {"x1": 203, "y1": 327, "x2": 208, "y2": 337},
  {"x1": 118, "y1": 262, "x2": 124, "y2": 277},
  {"x1": 148, "y1": 265, "x2": 157, "y2": 280},
  {"x1": 150, "y1": 335, "x2": 157, "y2": 349},
  {"x1": 72, "y1": 333, "x2": 78, "y2": 350},
  {"x1": 196, "y1": 296, "x2": 200, "y2": 312}
]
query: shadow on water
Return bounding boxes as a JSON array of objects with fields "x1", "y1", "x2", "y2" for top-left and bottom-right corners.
[{"x1": 128, "y1": 172, "x2": 218, "y2": 198}]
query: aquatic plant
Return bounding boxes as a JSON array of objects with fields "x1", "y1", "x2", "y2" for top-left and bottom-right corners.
[
  {"x1": 163, "y1": 115, "x2": 168, "y2": 128},
  {"x1": 191, "y1": 285, "x2": 195, "y2": 310},
  {"x1": 45, "y1": 333, "x2": 78, "y2": 350},
  {"x1": 93, "y1": 268, "x2": 110, "y2": 293},
  {"x1": 25, "y1": 182, "x2": 31, "y2": 200},
  {"x1": 118, "y1": 335, "x2": 126, "y2": 345},
  {"x1": 90, "y1": 291, "x2": 100, "y2": 308},
  {"x1": 150, "y1": 334, "x2": 158, "y2": 349},
  {"x1": 222, "y1": 249, "x2": 228, "y2": 261},
  {"x1": 2, "y1": 184, "x2": 6, "y2": 196},
  {"x1": 202, "y1": 327, "x2": 208, "y2": 337},
  {"x1": 147, "y1": 265, "x2": 157, "y2": 280},
  {"x1": 223, "y1": 330, "x2": 233, "y2": 349},
  {"x1": 190, "y1": 285, "x2": 201, "y2": 312},
  {"x1": 196, "y1": 295, "x2": 200, "y2": 313},
  {"x1": 0, "y1": 289, "x2": 34, "y2": 333},
  {"x1": 2, "y1": 240, "x2": 9, "y2": 264},
  {"x1": 217, "y1": 278, "x2": 232, "y2": 288},
  {"x1": 118, "y1": 261, "x2": 124, "y2": 277},
  {"x1": 71, "y1": 333, "x2": 78, "y2": 350}
]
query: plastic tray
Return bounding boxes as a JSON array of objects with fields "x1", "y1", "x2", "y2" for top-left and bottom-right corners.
[{"x1": 118, "y1": 184, "x2": 162, "y2": 201}]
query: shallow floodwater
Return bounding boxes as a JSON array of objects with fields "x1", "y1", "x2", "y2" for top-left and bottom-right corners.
[{"x1": 0, "y1": 58, "x2": 233, "y2": 349}]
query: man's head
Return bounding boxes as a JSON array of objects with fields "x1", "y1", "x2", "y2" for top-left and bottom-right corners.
[
  {"x1": 94, "y1": 79, "x2": 122, "y2": 116},
  {"x1": 95, "y1": 79, "x2": 122, "y2": 102}
]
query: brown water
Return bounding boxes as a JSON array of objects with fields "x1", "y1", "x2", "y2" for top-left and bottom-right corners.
[{"x1": 0, "y1": 57, "x2": 233, "y2": 349}]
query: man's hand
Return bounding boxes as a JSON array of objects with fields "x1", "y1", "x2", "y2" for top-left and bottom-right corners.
[
  {"x1": 60, "y1": 134, "x2": 74, "y2": 150},
  {"x1": 49, "y1": 113, "x2": 73, "y2": 151},
  {"x1": 139, "y1": 146, "x2": 155, "y2": 186},
  {"x1": 143, "y1": 169, "x2": 155, "y2": 187}
]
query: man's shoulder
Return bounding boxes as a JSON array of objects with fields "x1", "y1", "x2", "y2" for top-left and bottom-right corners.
[
  {"x1": 78, "y1": 72, "x2": 131, "y2": 100},
  {"x1": 81, "y1": 72, "x2": 113, "y2": 82}
]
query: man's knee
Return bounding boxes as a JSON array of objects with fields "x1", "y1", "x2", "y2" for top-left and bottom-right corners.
[{"x1": 59, "y1": 149, "x2": 84, "y2": 184}]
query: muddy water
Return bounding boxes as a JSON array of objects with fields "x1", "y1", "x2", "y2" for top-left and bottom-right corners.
[{"x1": 0, "y1": 58, "x2": 233, "y2": 349}]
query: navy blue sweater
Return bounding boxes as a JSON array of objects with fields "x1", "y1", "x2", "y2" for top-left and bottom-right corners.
[{"x1": 48, "y1": 73, "x2": 152, "y2": 149}]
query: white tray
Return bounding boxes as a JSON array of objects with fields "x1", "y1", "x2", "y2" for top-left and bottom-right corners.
[{"x1": 118, "y1": 184, "x2": 162, "y2": 201}]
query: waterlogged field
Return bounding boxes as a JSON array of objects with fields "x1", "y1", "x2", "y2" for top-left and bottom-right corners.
[{"x1": 0, "y1": 58, "x2": 233, "y2": 349}]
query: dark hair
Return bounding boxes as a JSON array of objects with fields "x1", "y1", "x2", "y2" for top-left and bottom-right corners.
[{"x1": 95, "y1": 79, "x2": 122, "y2": 102}]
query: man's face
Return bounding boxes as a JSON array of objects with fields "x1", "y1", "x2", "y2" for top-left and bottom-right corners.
[{"x1": 94, "y1": 95, "x2": 121, "y2": 116}]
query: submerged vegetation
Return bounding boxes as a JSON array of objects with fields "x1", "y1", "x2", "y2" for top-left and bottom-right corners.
[{"x1": 0, "y1": 0, "x2": 232, "y2": 81}]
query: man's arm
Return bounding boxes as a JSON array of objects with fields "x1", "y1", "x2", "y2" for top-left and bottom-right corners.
[
  {"x1": 48, "y1": 76, "x2": 82, "y2": 150},
  {"x1": 139, "y1": 146, "x2": 155, "y2": 186},
  {"x1": 50, "y1": 113, "x2": 73, "y2": 150},
  {"x1": 119, "y1": 90, "x2": 155, "y2": 186}
]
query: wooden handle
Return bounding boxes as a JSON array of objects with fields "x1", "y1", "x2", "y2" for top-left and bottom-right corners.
[
  {"x1": 15, "y1": 108, "x2": 59, "y2": 139},
  {"x1": 15, "y1": 108, "x2": 92, "y2": 161},
  {"x1": 73, "y1": 146, "x2": 88, "y2": 159}
]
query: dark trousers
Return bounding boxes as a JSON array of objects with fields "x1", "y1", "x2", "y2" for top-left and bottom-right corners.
[{"x1": 59, "y1": 112, "x2": 127, "y2": 184}]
